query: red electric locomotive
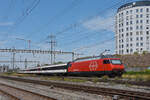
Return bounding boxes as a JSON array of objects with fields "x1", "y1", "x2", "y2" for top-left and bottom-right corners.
[{"x1": 67, "y1": 55, "x2": 124, "y2": 77}]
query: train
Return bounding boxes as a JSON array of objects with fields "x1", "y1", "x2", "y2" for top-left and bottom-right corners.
[{"x1": 19, "y1": 55, "x2": 125, "y2": 77}]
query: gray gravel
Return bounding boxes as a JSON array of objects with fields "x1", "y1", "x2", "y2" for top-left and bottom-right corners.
[
  {"x1": 0, "y1": 93, "x2": 15, "y2": 100},
  {"x1": 25, "y1": 76, "x2": 150, "y2": 93},
  {"x1": 1, "y1": 76, "x2": 150, "y2": 100},
  {"x1": 0, "y1": 78, "x2": 112, "y2": 100}
]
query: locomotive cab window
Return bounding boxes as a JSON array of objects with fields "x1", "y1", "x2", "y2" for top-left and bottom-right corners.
[
  {"x1": 111, "y1": 60, "x2": 122, "y2": 64},
  {"x1": 103, "y1": 60, "x2": 110, "y2": 64}
]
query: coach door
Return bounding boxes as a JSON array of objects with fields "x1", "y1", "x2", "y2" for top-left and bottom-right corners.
[{"x1": 103, "y1": 60, "x2": 111, "y2": 74}]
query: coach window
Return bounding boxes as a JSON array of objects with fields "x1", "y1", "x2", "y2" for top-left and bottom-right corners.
[{"x1": 103, "y1": 60, "x2": 110, "y2": 64}]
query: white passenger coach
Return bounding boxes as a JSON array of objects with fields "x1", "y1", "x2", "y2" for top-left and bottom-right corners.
[{"x1": 19, "y1": 63, "x2": 68, "y2": 74}]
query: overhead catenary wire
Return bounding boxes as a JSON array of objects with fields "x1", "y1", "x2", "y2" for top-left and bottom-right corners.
[
  {"x1": 59, "y1": 19, "x2": 115, "y2": 46},
  {"x1": 32, "y1": 0, "x2": 132, "y2": 50},
  {"x1": 54, "y1": 0, "x2": 133, "y2": 37},
  {"x1": 56, "y1": 0, "x2": 134, "y2": 51},
  {"x1": 73, "y1": 35, "x2": 117, "y2": 52},
  {"x1": 32, "y1": 0, "x2": 126, "y2": 48},
  {"x1": 7, "y1": 0, "x2": 40, "y2": 34},
  {"x1": 3, "y1": 0, "x2": 15, "y2": 20},
  {"x1": 27, "y1": 0, "x2": 82, "y2": 39}
]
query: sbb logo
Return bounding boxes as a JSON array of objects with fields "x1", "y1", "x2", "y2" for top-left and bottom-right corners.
[{"x1": 89, "y1": 61, "x2": 98, "y2": 71}]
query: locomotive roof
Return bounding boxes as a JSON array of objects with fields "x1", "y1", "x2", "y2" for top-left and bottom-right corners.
[{"x1": 74, "y1": 55, "x2": 117, "y2": 62}]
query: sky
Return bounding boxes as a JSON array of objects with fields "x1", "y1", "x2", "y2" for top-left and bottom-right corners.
[{"x1": 0, "y1": 0, "x2": 141, "y2": 68}]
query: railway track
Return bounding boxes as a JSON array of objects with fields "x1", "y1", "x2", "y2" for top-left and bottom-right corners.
[
  {"x1": 0, "y1": 76, "x2": 150, "y2": 100},
  {"x1": 0, "y1": 88, "x2": 20, "y2": 100},
  {"x1": 0, "y1": 82, "x2": 56, "y2": 100},
  {"x1": 62, "y1": 76, "x2": 150, "y2": 87}
]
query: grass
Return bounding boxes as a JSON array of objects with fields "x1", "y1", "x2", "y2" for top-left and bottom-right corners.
[
  {"x1": 0, "y1": 72, "x2": 36, "y2": 77},
  {"x1": 124, "y1": 70, "x2": 150, "y2": 75},
  {"x1": 40, "y1": 76, "x2": 87, "y2": 83},
  {"x1": 123, "y1": 70, "x2": 150, "y2": 81},
  {"x1": 1, "y1": 70, "x2": 150, "y2": 82}
]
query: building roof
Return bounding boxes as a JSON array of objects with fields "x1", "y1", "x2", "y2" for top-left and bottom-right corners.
[{"x1": 117, "y1": 0, "x2": 150, "y2": 12}]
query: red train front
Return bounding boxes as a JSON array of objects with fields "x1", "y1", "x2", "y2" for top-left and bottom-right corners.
[{"x1": 67, "y1": 55, "x2": 125, "y2": 77}]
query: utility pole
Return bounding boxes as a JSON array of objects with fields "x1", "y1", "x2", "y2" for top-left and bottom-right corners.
[
  {"x1": 25, "y1": 58, "x2": 27, "y2": 69},
  {"x1": 16, "y1": 38, "x2": 31, "y2": 49},
  {"x1": 47, "y1": 34, "x2": 56, "y2": 64},
  {"x1": 12, "y1": 52, "x2": 15, "y2": 70},
  {"x1": 11, "y1": 48, "x2": 16, "y2": 71}
]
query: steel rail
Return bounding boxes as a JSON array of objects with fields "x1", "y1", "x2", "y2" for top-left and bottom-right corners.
[
  {"x1": 0, "y1": 88, "x2": 20, "y2": 100},
  {"x1": 0, "y1": 82, "x2": 56, "y2": 100},
  {"x1": 59, "y1": 76, "x2": 150, "y2": 87},
  {"x1": 0, "y1": 76, "x2": 150, "y2": 100}
]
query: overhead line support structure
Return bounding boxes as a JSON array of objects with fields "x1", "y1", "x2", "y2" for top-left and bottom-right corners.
[{"x1": 0, "y1": 49, "x2": 82, "y2": 68}]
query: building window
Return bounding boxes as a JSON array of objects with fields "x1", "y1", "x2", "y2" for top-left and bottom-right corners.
[
  {"x1": 140, "y1": 37, "x2": 143, "y2": 41},
  {"x1": 130, "y1": 21, "x2": 132, "y2": 24},
  {"x1": 126, "y1": 38, "x2": 129, "y2": 42},
  {"x1": 119, "y1": 24, "x2": 121, "y2": 27},
  {"x1": 146, "y1": 26, "x2": 149, "y2": 29},
  {"x1": 146, "y1": 8, "x2": 149, "y2": 12},
  {"x1": 136, "y1": 26, "x2": 139, "y2": 29},
  {"x1": 146, "y1": 36, "x2": 149, "y2": 40},
  {"x1": 136, "y1": 37, "x2": 139, "y2": 41},
  {"x1": 126, "y1": 11, "x2": 129, "y2": 14},
  {"x1": 136, "y1": 20, "x2": 139, "y2": 24},
  {"x1": 140, "y1": 14, "x2": 143, "y2": 18},
  {"x1": 141, "y1": 48, "x2": 143, "y2": 51},
  {"x1": 146, "y1": 31, "x2": 149, "y2": 35},
  {"x1": 130, "y1": 15, "x2": 133, "y2": 19},
  {"x1": 130, "y1": 10, "x2": 132, "y2": 13},
  {"x1": 140, "y1": 20, "x2": 143, "y2": 23},
  {"x1": 130, "y1": 49, "x2": 133, "y2": 53},
  {"x1": 126, "y1": 16, "x2": 129, "y2": 20},
  {"x1": 130, "y1": 38, "x2": 133, "y2": 41},
  {"x1": 136, "y1": 43, "x2": 139, "y2": 46},
  {"x1": 140, "y1": 43, "x2": 143, "y2": 46},
  {"x1": 146, "y1": 20, "x2": 149, "y2": 24},
  {"x1": 119, "y1": 45, "x2": 121, "y2": 48},
  {"x1": 126, "y1": 44, "x2": 129, "y2": 47},
  {"x1": 130, "y1": 43, "x2": 132, "y2": 47},
  {"x1": 136, "y1": 14, "x2": 139, "y2": 18},
  {"x1": 119, "y1": 29, "x2": 121, "y2": 33},
  {"x1": 136, "y1": 31, "x2": 139, "y2": 35},
  {"x1": 146, "y1": 14, "x2": 149, "y2": 18},
  {"x1": 136, "y1": 9, "x2": 139, "y2": 13},
  {"x1": 140, "y1": 25, "x2": 143, "y2": 29},
  {"x1": 140, "y1": 31, "x2": 143, "y2": 35},
  {"x1": 130, "y1": 27, "x2": 133, "y2": 30},
  {"x1": 126, "y1": 22, "x2": 129, "y2": 25},
  {"x1": 140, "y1": 8, "x2": 143, "y2": 12},
  {"x1": 126, "y1": 27, "x2": 129, "y2": 31},
  {"x1": 126, "y1": 49, "x2": 129, "y2": 53},
  {"x1": 126, "y1": 33, "x2": 129, "y2": 36},
  {"x1": 130, "y1": 32, "x2": 132, "y2": 36}
]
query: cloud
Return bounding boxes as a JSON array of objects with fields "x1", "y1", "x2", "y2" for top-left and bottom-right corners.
[
  {"x1": 0, "y1": 22, "x2": 14, "y2": 26},
  {"x1": 74, "y1": 40, "x2": 115, "y2": 58},
  {"x1": 82, "y1": 13, "x2": 115, "y2": 32}
]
